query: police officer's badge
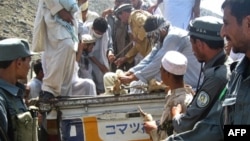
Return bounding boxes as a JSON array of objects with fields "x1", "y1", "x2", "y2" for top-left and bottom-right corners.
[{"x1": 197, "y1": 91, "x2": 210, "y2": 107}]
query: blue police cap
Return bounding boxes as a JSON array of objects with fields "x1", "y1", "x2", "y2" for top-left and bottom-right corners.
[{"x1": 0, "y1": 38, "x2": 33, "y2": 61}]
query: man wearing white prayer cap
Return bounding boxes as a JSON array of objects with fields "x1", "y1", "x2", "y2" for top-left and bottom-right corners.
[
  {"x1": 71, "y1": 33, "x2": 97, "y2": 97},
  {"x1": 76, "y1": 34, "x2": 96, "y2": 79},
  {"x1": 143, "y1": 50, "x2": 194, "y2": 140},
  {"x1": 161, "y1": 51, "x2": 187, "y2": 75}
]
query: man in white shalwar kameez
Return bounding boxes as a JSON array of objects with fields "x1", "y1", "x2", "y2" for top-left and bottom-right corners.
[
  {"x1": 151, "y1": 0, "x2": 200, "y2": 30},
  {"x1": 32, "y1": 0, "x2": 87, "y2": 100}
]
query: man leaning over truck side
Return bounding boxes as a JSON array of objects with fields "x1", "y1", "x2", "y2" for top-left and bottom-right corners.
[{"x1": 103, "y1": 15, "x2": 201, "y2": 95}]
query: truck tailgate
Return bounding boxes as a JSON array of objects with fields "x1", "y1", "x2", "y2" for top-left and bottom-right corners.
[{"x1": 41, "y1": 93, "x2": 166, "y2": 141}]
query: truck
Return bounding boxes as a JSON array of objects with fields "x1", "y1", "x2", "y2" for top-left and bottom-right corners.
[{"x1": 39, "y1": 92, "x2": 166, "y2": 141}]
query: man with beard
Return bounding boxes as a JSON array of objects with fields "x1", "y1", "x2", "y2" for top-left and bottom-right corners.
[{"x1": 221, "y1": 0, "x2": 250, "y2": 131}]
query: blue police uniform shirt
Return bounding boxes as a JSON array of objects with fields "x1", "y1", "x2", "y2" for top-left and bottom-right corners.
[{"x1": 0, "y1": 79, "x2": 28, "y2": 133}]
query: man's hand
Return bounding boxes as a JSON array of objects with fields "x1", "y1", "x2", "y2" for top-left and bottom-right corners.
[
  {"x1": 58, "y1": 9, "x2": 74, "y2": 25},
  {"x1": 114, "y1": 56, "x2": 127, "y2": 68},
  {"x1": 102, "y1": 8, "x2": 113, "y2": 17},
  {"x1": 193, "y1": 0, "x2": 201, "y2": 18},
  {"x1": 124, "y1": 71, "x2": 133, "y2": 76},
  {"x1": 171, "y1": 104, "x2": 182, "y2": 119},
  {"x1": 118, "y1": 74, "x2": 137, "y2": 84},
  {"x1": 148, "y1": 0, "x2": 163, "y2": 13},
  {"x1": 108, "y1": 51, "x2": 116, "y2": 63},
  {"x1": 147, "y1": 5, "x2": 158, "y2": 14},
  {"x1": 78, "y1": 42, "x2": 85, "y2": 51},
  {"x1": 143, "y1": 121, "x2": 157, "y2": 134}
]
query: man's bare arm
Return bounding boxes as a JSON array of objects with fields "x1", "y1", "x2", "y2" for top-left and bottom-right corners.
[{"x1": 193, "y1": 0, "x2": 201, "y2": 18}]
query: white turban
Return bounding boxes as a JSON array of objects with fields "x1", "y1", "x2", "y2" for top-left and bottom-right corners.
[
  {"x1": 161, "y1": 51, "x2": 187, "y2": 75},
  {"x1": 81, "y1": 34, "x2": 95, "y2": 43}
]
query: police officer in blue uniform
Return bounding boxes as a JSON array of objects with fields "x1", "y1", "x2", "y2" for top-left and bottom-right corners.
[
  {"x1": 168, "y1": 16, "x2": 232, "y2": 137},
  {"x1": 0, "y1": 38, "x2": 36, "y2": 141}
]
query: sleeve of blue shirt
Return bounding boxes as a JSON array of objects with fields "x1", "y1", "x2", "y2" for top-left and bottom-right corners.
[{"x1": 130, "y1": 30, "x2": 188, "y2": 83}]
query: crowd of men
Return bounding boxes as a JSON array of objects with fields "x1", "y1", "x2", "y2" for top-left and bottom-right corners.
[{"x1": 1, "y1": 0, "x2": 250, "y2": 141}]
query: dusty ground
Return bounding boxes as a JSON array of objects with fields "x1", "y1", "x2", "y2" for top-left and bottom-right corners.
[
  {"x1": 0, "y1": 0, "x2": 221, "y2": 41},
  {"x1": 0, "y1": 0, "x2": 38, "y2": 41},
  {"x1": 0, "y1": 0, "x2": 113, "y2": 79},
  {"x1": 0, "y1": 0, "x2": 113, "y2": 43}
]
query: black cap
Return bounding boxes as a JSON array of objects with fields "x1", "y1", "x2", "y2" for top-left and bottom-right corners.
[
  {"x1": 114, "y1": 4, "x2": 133, "y2": 16},
  {"x1": 144, "y1": 15, "x2": 166, "y2": 32},
  {"x1": 189, "y1": 16, "x2": 223, "y2": 41}
]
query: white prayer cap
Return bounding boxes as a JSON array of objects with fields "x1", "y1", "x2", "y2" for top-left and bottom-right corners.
[
  {"x1": 80, "y1": 1, "x2": 89, "y2": 11},
  {"x1": 161, "y1": 51, "x2": 187, "y2": 75},
  {"x1": 81, "y1": 34, "x2": 95, "y2": 43}
]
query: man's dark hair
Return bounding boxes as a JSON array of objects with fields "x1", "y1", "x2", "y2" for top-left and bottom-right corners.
[
  {"x1": 33, "y1": 59, "x2": 43, "y2": 76},
  {"x1": 0, "y1": 60, "x2": 13, "y2": 69},
  {"x1": 93, "y1": 17, "x2": 108, "y2": 33},
  {"x1": 144, "y1": 16, "x2": 166, "y2": 32},
  {"x1": 0, "y1": 57, "x2": 26, "y2": 69},
  {"x1": 222, "y1": 0, "x2": 250, "y2": 24},
  {"x1": 190, "y1": 35, "x2": 224, "y2": 49}
]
